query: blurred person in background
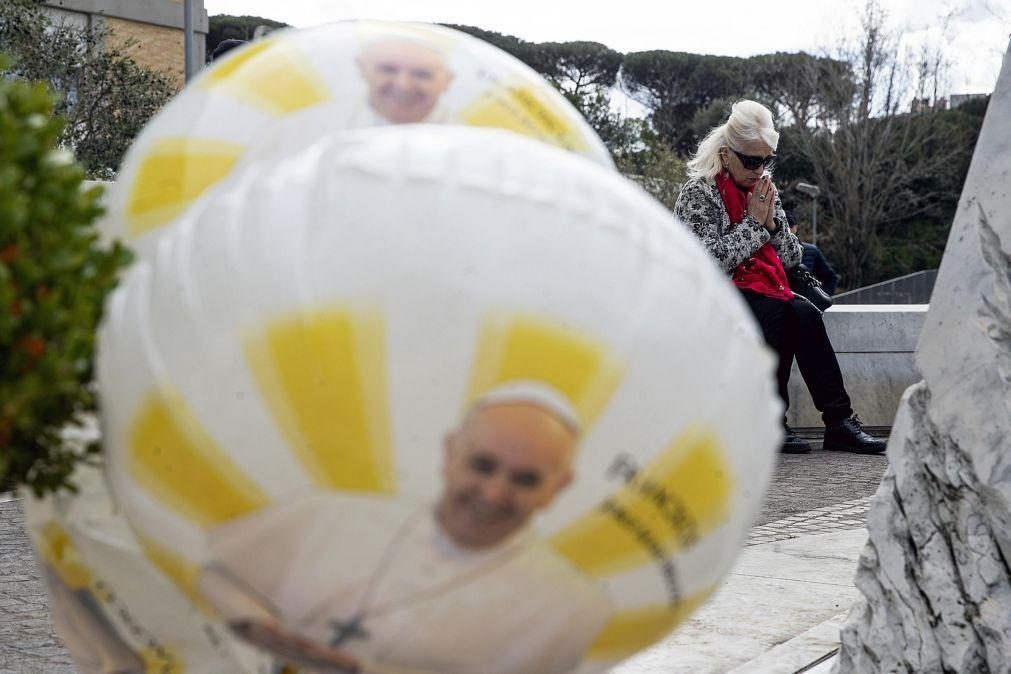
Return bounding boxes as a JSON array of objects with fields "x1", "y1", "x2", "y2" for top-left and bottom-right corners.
[{"x1": 787, "y1": 211, "x2": 838, "y2": 295}]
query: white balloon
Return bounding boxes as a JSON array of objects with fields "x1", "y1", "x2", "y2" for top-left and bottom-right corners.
[{"x1": 90, "y1": 124, "x2": 781, "y2": 674}]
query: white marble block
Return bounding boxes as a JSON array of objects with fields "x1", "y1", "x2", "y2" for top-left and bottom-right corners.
[{"x1": 836, "y1": 44, "x2": 1011, "y2": 672}]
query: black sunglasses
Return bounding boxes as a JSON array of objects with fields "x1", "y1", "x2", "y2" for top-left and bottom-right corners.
[{"x1": 730, "y1": 148, "x2": 776, "y2": 171}]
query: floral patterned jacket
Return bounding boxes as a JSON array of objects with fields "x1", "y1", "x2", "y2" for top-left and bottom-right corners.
[{"x1": 673, "y1": 177, "x2": 803, "y2": 274}]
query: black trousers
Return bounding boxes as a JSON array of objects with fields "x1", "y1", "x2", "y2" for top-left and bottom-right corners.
[{"x1": 740, "y1": 290, "x2": 853, "y2": 426}]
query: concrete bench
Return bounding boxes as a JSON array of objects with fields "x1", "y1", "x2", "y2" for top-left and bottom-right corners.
[{"x1": 786, "y1": 304, "x2": 927, "y2": 430}]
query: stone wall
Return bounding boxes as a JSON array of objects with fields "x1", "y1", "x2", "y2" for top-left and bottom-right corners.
[
  {"x1": 42, "y1": 0, "x2": 207, "y2": 89},
  {"x1": 105, "y1": 16, "x2": 186, "y2": 88},
  {"x1": 786, "y1": 305, "x2": 927, "y2": 429}
]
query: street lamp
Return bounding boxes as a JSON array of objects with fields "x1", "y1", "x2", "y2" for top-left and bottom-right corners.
[
  {"x1": 795, "y1": 182, "x2": 821, "y2": 246},
  {"x1": 184, "y1": 0, "x2": 196, "y2": 82}
]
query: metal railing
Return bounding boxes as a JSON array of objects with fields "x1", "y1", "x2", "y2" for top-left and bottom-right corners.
[{"x1": 834, "y1": 269, "x2": 938, "y2": 305}]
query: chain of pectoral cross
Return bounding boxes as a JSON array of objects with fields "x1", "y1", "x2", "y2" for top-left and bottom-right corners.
[{"x1": 326, "y1": 506, "x2": 528, "y2": 649}]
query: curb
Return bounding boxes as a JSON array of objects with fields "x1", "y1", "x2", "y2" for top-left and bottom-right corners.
[{"x1": 727, "y1": 611, "x2": 846, "y2": 674}]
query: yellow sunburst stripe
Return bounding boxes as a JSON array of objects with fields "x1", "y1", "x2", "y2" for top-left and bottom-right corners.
[
  {"x1": 135, "y1": 532, "x2": 209, "y2": 613},
  {"x1": 128, "y1": 390, "x2": 272, "y2": 527},
  {"x1": 140, "y1": 646, "x2": 185, "y2": 674},
  {"x1": 460, "y1": 85, "x2": 588, "y2": 153},
  {"x1": 36, "y1": 522, "x2": 93, "y2": 590},
  {"x1": 199, "y1": 36, "x2": 331, "y2": 115},
  {"x1": 550, "y1": 428, "x2": 731, "y2": 576},
  {"x1": 126, "y1": 138, "x2": 245, "y2": 237},
  {"x1": 245, "y1": 309, "x2": 396, "y2": 494},
  {"x1": 586, "y1": 587, "x2": 717, "y2": 660},
  {"x1": 465, "y1": 315, "x2": 622, "y2": 429}
]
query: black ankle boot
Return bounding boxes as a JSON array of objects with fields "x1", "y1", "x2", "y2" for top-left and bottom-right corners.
[
  {"x1": 823, "y1": 415, "x2": 886, "y2": 454},
  {"x1": 781, "y1": 423, "x2": 812, "y2": 454}
]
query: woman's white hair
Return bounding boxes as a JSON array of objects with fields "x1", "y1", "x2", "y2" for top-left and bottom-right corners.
[{"x1": 686, "y1": 100, "x2": 780, "y2": 183}]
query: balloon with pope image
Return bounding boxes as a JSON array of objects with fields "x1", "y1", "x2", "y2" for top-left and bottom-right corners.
[{"x1": 23, "y1": 20, "x2": 782, "y2": 674}]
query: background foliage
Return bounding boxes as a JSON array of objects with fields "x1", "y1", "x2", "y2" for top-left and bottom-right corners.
[
  {"x1": 0, "y1": 63, "x2": 131, "y2": 494},
  {"x1": 445, "y1": 14, "x2": 986, "y2": 289},
  {"x1": 207, "y1": 13, "x2": 289, "y2": 58}
]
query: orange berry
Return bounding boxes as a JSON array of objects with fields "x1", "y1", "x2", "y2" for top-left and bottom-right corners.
[
  {"x1": 0, "y1": 245, "x2": 18, "y2": 264},
  {"x1": 17, "y1": 336, "x2": 46, "y2": 360}
]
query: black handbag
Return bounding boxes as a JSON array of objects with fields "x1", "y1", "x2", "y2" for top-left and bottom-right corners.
[{"x1": 787, "y1": 263, "x2": 833, "y2": 311}]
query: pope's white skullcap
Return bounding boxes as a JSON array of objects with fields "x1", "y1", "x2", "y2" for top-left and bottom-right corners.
[{"x1": 471, "y1": 380, "x2": 582, "y2": 435}]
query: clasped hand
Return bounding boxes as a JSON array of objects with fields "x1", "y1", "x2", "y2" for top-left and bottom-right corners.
[{"x1": 747, "y1": 174, "x2": 778, "y2": 232}]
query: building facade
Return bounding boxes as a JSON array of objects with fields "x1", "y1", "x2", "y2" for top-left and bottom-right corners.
[{"x1": 42, "y1": 0, "x2": 208, "y2": 88}]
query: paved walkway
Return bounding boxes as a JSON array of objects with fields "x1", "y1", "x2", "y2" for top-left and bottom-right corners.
[
  {"x1": 758, "y1": 445, "x2": 887, "y2": 525},
  {"x1": 0, "y1": 447, "x2": 888, "y2": 673},
  {"x1": 0, "y1": 494, "x2": 75, "y2": 674},
  {"x1": 617, "y1": 528, "x2": 867, "y2": 673}
]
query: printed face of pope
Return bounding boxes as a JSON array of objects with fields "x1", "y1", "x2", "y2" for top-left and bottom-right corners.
[
  {"x1": 356, "y1": 38, "x2": 453, "y2": 124},
  {"x1": 437, "y1": 403, "x2": 576, "y2": 550}
]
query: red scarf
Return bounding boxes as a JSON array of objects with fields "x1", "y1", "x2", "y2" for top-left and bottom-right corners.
[{"x1": 715, "y1": 171, "x2": 793, "y2": 301}]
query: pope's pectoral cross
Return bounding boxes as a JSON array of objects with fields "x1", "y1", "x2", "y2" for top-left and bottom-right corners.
[{"x1": 329, "y1": 614, "x2": 369, "y2": 648}]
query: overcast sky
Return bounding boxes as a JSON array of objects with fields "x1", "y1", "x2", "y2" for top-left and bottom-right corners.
[{"x1": 204, "y1": 0, "x2": 1010, "y2": 101}]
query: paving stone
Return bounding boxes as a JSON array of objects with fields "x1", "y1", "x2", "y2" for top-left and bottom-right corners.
[
  {"x1": 0, "y1": 502, "x2": 72, "y2": 673},
  {"x1": 758, "y1": 447, "x2": 887, "y2": 525}
]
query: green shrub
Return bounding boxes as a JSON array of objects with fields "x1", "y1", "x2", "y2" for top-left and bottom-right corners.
[{"x1": 0, "y1": 60, "x2": 132, "y2": 495}]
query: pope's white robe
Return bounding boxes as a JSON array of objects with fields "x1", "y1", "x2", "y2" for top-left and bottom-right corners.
[{"x1": 203, "y1": 491, "x2": 613, "y2": 674}]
